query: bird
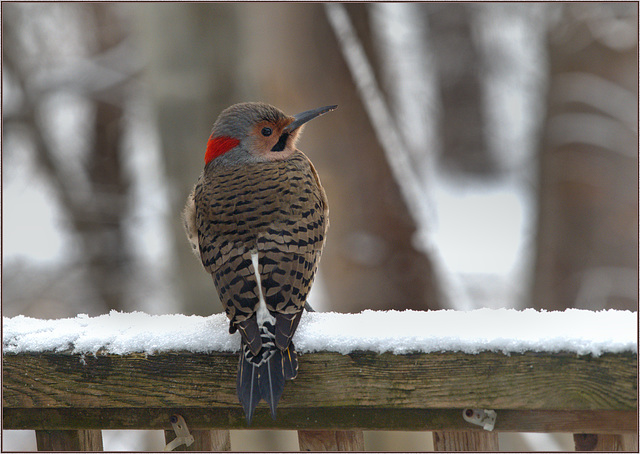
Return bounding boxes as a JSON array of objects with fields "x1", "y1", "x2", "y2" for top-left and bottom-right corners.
[{"x1": 183, "y1": 102, "x2": 335, "y2": 424}]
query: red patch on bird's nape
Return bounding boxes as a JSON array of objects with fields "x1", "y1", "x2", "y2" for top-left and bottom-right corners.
[{"x1": 205, "y1": 136, "x2": 240, "y2": 164}]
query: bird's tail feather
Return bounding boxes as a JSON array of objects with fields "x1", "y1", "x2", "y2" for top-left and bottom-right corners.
[
  {"x1": 237, "y1": 351, "x2": 260, "y2": 424},
  {"x1": 237, "y1": 322, "x2": 295, "y2": 424},
  {"x1": 282, "y1": 344, "x2": 298, "y2": 380},
  {"x1": 257, "y1": 349, "x2": 285, "y2": 418}
]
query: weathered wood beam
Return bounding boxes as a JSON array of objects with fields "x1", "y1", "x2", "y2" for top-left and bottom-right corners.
[
  {"x1": 4, "y1": 407, "x2": 637, "y2": 433},
  {"x1": 4, "y1": 351, "x2": 635, "y2": 410},
  {"x1": 4, "y1": 351, "x2": 636, "y2": 432}
]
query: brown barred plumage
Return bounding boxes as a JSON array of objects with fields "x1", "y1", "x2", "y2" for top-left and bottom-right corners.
[{"x1": 183, "y1": 102, "x2": 333, "y2": 423}]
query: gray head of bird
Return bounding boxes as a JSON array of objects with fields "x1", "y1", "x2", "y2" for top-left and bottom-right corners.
[{"x1": 204, "y1": 102, "x2": 337, "y2": 167}]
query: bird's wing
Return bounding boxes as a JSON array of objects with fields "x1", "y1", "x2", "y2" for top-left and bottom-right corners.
[
  {"x1": 193, "y1": 170, "x2": 264, "y2": 354},
  {"x1": 256, "y1": 153, "x2": 328, "y2": 349}
]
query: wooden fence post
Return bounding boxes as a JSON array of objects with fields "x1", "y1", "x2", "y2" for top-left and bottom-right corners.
[
  {"x1": 432, "y1": 431, "x2": 499, "y2": 451},
  {"x1": 164, "y1": 429, "x2": 231, "y2": 451},
  {"x1": 574, "y1": 433, "x2": 638, "y2": 452},
  {"x1": 298, "y1": 430, "x2": 365, "y2": 451},
  {"x1": 622, "y1": 433, "x2": 639, "y2": 452},
  {"x1": 35, "y1": 430, "x2": 103, "y2": 451}
]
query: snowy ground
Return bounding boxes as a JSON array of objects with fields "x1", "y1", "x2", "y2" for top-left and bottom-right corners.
[{"x1": 4, "y1": 308, "x2": 636, "y2": 357}]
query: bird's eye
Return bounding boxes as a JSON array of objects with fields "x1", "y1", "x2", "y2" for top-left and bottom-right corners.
[{"x1": 261, "y1": 127, "x2": 272, "y2": 137}]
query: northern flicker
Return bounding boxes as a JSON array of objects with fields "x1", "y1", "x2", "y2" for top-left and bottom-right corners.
[{"x1": 183, "y1": 102, "x2": 334, "y2": 424}]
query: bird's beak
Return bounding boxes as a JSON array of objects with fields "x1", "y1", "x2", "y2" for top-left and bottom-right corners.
[{"x1": 283, "y1": 105, "x2": 338, "y2": 133}]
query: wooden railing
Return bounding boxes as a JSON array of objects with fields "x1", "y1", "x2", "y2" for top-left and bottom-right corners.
[{"x1": 3, "y1": 349, "x2": 637, "y2": 451}]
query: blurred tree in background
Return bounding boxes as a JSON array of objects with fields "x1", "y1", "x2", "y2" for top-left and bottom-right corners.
[
  {"x1": 424, "y1": 3, "x2": 500, "y2": 177},
  {"x1": 135, "y1": 3, "x2": 244, "y2": 316},
  {"x1": 3, "y1": 2, "x2": 636, "y2": 451},
  {"x1": 531, "y1": 3, "x2": 638, "y2": 312},
  {"x1": 4, "y1": 4, "x2": 136, "y2": 315}
]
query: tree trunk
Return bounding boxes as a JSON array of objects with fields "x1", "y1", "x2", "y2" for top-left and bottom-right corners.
[
  {"x1": 424, "y1": 4, "x2": 499, "y2": 178},
  {"x1": 133, "y1": 4, "x2": 244, "y2": 315},
  {"x1": 532, "y1": 3, "x2": 638, "y2": 311},
  {"x1": 239, "y1": 3, "x2": 440, "y2": 312}
]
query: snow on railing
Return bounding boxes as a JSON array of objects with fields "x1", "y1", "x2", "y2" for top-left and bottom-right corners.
[
  {"x1": 3, "y1": 309, "x2": 637, "y2": 452},
  {"x1": 3, "y1": 308, "x2": 637, "y2": 356}
]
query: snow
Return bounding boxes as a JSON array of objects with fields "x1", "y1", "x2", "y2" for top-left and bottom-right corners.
[{"x1": 3, "y1": 309, "x2": 636, "y2": 357}]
